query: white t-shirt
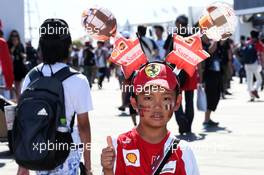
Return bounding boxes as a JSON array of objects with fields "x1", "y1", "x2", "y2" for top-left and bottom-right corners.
[
  {"x1": 21, "y1": 63, "x2": 93, "y2": 142},
  {"x1": 95, "y1": 47, "x2": 108, "y2": 68}
]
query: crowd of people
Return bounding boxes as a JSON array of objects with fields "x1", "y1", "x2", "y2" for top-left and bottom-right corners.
[
  {"x1": 0, "y1": 13, "x2": 264, "y2": 175},
  {"x1": 116, "y1": 15, "x2": 264, "y2": 135},
  {"x1": 1, "y1": 15, "x2": 264, "y2": 133},
  {"x1": 0, "y1": 29, "x2": 114, "y2": 99},
  {"x1": 62, "y1": 40, "x2": 114, "y2": 90},
  {"x1": 1, "y1": 15, "x2": 264, "y2": 132}
]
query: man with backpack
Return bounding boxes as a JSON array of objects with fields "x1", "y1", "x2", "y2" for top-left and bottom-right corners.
[
  {"x1": 242, "y1": 30, "x2": 263, "y2": 101},
  {"x1": 235, "y1": 36, "x2": 247, "y2": 84},
  {"x1": 15, "y1": 19, "x2": 93, "y2": 175}
]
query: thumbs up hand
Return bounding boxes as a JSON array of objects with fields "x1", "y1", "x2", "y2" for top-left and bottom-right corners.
[{"x1": 101, "y1": 136, "x2": 115, "y2": 174}]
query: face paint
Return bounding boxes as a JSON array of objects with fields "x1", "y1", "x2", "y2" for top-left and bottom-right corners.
[
  {"x1": 138, "y1": 101, "x2": 175, "y2": 114},
  {"x1": 165, "y1": 104, "x2": 172, "y2": 110},
  {"x1": 164, "y1": 102, "x2": 175, "y2": 111},
  {"x1": 138, "y1": 104, "x2": 152, "y2": 117},
  {"x1": 138, "y1": 104, "x2": 151, "y2": 112},
  {"x1": 139, "y1": 110, "x2": 145, "y2": 118}
]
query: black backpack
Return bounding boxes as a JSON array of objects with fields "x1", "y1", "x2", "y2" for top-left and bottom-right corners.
[
  {"x1": 241, "y1": 43, "x2": 258, "y2": 64},
  {"x1": 12, "y1": 65, "x2": 79, "y2": 170}
]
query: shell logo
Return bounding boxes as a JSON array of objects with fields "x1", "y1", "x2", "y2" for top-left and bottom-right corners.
[{"x1": 126, "y1": 153, "x2": 137, "y2": 164}]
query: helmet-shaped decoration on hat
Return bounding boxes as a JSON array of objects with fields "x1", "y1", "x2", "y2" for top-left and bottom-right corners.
[{"x1": 82, "y1": 7, "x2": 117, "y2": 41}]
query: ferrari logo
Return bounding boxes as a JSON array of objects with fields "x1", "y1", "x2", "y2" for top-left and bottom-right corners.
[{"x1": 145, "y1": 64, "x2": 161, "y2": 78}]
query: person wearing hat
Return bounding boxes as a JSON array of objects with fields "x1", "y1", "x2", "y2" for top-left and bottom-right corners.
[
  {"x1": 17, "y1": 18, "x2": 93, "y2": 175},
  {"x1": 101, "y1": 62, "x2": 199, "y2": 175}
]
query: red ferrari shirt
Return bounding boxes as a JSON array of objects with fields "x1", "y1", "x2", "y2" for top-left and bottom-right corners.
[{"x1": 110, "y1": 129, "x2": 199, "y2": 175}]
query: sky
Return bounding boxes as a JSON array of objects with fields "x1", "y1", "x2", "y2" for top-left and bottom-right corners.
[{"x1": 25, "y1": 0, "x2": 233, "y2": 46}]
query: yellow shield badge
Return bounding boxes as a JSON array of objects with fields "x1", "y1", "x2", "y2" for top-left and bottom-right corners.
[{"x1": 145, "y1": 64, "x2": 161, "y2": 78}]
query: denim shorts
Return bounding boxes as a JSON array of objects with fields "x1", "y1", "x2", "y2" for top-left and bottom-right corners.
[
  {"x1": 36, "y1": 149, "x2": 81, "y2": 175},
  {"x1": 36, "y1": 129, "x2": 82, "y2": 175}
]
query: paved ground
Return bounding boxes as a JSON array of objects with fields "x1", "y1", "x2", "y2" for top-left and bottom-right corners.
[{"x1": 0, "y1": 77, "x2": 264, "y2": 174}]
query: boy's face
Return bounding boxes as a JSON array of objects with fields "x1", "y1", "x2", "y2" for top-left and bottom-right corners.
[{"x1": 131, "y1": 85, "x2": 181, "y2": 128}]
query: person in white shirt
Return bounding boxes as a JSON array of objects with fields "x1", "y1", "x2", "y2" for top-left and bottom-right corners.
[
  {"x1": 17, "y1": 18, "x2": 93, "y2": 175},
  {"x1": 70, "y1": 45, "x2": 80, "y2": 69},
  {"x1": 154, "y1": 25, "x2": 166, "y2": 60},
  {"x1": 94, "y1": 41, "x2": 109, "y2": 89}
]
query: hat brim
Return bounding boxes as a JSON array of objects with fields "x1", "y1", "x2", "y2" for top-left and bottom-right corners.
[{"x1": 143, "y1": 79, "x2": 173, "y2": 91}]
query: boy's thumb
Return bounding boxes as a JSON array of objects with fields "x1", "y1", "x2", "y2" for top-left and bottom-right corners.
[{"x1": 107, "y1": 136, "x2": 113, "y2": 147}]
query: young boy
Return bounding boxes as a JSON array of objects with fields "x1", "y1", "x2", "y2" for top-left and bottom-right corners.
[{"x1": 101, "y1": 62, "x2": 199, "y2": 175}]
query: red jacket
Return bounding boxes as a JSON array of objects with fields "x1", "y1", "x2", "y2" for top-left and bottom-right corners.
[{"x1": 0, "y1": 38, "x2": 14, "y2": 89}]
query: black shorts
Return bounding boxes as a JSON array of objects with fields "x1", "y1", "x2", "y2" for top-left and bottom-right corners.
[
  {"x1": 204, "y1": 70, "x2": 222, "y2": 111},
  {"x1": 13, "y1": 62, "x2": 27, "y2": 81}
]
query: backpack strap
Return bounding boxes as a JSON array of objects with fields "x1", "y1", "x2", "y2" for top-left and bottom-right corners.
[
  {"x1": 54, "y1": 66, "x2": 79, "y2": 82},
  {"x1": 54, "y1": 66, "x2": 80, "y2": 133},
  {"x1": 69, "y1": 113, "x2": 76, "y2": 133},
  {"x1": 28, "y1": 68, "x2": 43, "y2": 82},
  {"x1": 152, "y1": 136, "x2": 180, "y2": 175}
]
